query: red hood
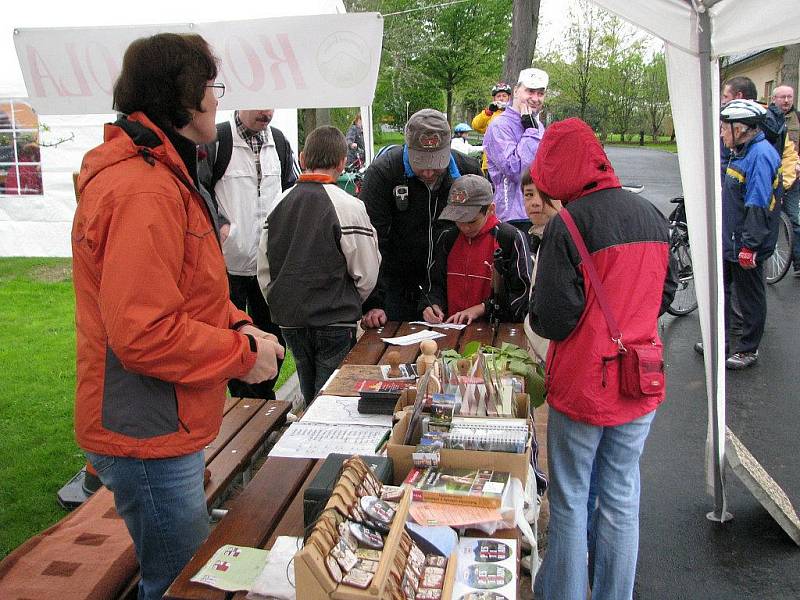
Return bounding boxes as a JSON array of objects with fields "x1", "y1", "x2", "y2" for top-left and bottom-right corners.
[{"x1": 530, "y1": 118, "x2": 620, "y2": 203}]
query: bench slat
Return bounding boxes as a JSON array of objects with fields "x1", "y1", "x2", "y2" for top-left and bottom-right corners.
[
  {"x1": 203, "y1": 399, "x2": 265, "y2": 463},
  {"x1": 164, "y1": 457, "x2": 316, "y2": 600},
  {"x1": 204, "y1": 400, "x2": 292, "y2": 505}
]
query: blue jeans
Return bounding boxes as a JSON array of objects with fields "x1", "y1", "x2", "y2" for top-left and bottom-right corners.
[
  {"x1": 783, "y1": 180, "x2": 800, "y2": 266},
  {"x1": 281, "y1": 326, "x2": 356, "y2": 404},
  {"x1": 85, "y1": 451, "x2": 209, "y2": 600},
  {"x1": 535, "y1": 407, "x2": 656, "y2": 600}
]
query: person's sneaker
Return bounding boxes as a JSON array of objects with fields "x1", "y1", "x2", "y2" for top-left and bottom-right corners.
[
  {"x1": 726, "y1": 351, "x2": 758, "y2": 370},
  {"x1": 694, "y1": 342, "x2": 704, "y2": 355}
]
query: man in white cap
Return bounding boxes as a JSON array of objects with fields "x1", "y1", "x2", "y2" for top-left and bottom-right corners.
[
  {"x1": 483, "y1": 67, "x2": 548, "y2": 231},
  {"x1": 360, "y1": 109, "x2": 481, "y2": 327}
]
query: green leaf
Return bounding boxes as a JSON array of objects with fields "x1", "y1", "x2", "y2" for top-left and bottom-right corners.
[{"x1": 462, "y1": 341, "x2": 481, "y2": 357}]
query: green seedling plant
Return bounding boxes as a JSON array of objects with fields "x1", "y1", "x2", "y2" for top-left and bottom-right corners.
[{"x1": 441, "y1": 341, "x2": 546, "y2": 408}]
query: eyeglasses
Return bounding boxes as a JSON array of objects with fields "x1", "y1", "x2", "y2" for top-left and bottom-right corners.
[{"x1": 206, "y1": 83, "x2": 225, "y2": 99}]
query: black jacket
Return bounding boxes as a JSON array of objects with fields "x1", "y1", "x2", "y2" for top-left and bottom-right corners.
[{"x1": 360, "y1": 146, "x2": 481, "y2": 311}]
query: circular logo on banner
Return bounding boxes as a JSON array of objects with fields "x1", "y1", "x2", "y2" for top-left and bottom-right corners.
[{"x1": 316, "y1": 31, "x2": 371, "y2": 88}]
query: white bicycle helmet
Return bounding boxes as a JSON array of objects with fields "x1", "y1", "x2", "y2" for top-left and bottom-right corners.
[{"x1": 720, "y1": 99, "x2": 766, "y2": 127}]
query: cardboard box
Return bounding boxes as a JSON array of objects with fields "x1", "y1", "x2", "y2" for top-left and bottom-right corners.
[{"x1": 386, "y1": 405, "x2": 532, "y2": 487}]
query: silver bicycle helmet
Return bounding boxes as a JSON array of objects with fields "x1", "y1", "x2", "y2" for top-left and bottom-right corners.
[
  {"x1": 491, "y1": 82, "x2": 512, "y2": 97},
  {"x1": 720, "y1": 99, "x2": 766, "y2": 127}
]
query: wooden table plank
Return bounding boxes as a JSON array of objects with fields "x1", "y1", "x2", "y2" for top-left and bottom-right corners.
[
  {"x1": 204, "y1": 400, "x2": 292, "y2": 505},
  {"x1": 378, "y1": 321, "x2": 426, "y2": 365},
  {"x1": 164, "y1": 457, "x2": 316, "y2": 600},
  {"x1": 203, "y1": 399, "x2": 265, "y2": 463},
  {"x1": 495, "y1": 322, "x2": 527, "y2": 347},
  {"x1": 341, "y1": 322, "x2": 400, "y2": 365}
]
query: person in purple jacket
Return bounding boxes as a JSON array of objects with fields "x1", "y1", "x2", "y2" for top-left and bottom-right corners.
[{"x1": 483, "y1": 67, "x2": 548, "y2": 232}]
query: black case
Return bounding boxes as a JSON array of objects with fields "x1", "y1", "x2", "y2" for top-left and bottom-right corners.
[{"x1": 302, "y1": 453, "x2": 394, "y2": 529}]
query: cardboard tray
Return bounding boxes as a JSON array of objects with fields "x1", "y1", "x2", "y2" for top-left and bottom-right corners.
[{"x1": 386, "y1": 402, "x2": 532, "y2": 487}]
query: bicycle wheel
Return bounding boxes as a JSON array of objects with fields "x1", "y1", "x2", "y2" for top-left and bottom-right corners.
[
  {"x1": 667, "y1": 230, "x2": 698, "y2": 316},
  {"x1": 765, "y1": 212, "x2": 793, "y2": 285}
]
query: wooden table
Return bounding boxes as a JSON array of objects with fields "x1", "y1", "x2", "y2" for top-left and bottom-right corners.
[{"x1": 164, "y1": 321, "x2": 527, "y2": 600}]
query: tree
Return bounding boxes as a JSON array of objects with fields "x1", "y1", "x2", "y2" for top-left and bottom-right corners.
[
  {"x1": 641, "y1": 50, "x2": 670, "y2": 140},
  {"x1": 502, "y1": 0, "x2": 541, "y2": 85},
  {"x1": 551, "y1": 1, "x2": 609, "y2": 122},
  {"x1": 780, "y1": 43, "x2": 800, "y2": 93},
  {"x1": 602, "y1": 19, "x2": 646, "y2": 142},
  {"x1": 412, "y1": 0, "x2": 511, "y2": 124}
]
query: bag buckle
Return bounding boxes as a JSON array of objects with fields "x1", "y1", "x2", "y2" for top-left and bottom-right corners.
[{"x1": 613, "y1": 336, "x2": 627, "y2": 354}]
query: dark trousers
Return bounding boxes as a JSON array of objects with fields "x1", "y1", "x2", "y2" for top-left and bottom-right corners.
[
  {"x1": 281, "y1": 326, "x2": 356, "y2": 405},
  {"x1": 723, "y1": 260, "x2": 766, "y2": 354},
  {"x1": 228, "y1": 274, "x2": 284, "y2": 400}
]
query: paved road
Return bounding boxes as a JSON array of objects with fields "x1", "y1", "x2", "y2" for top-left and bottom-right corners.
[{"x1": 603, "y1": 147, "x2": 800, "y2": 599}]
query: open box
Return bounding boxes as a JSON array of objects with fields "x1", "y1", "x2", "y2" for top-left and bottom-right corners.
[{"x1": 386, "y1": 393, "x2": 532, "y2": 487}]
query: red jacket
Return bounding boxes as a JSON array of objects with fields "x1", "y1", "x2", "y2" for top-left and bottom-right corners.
[
  {"x1": 73, "y1": 112, "x2": 256, "y2": 459},
  {"x1": 528, "y1": 119, "x2": 676, "y2": 426},
  {"x1": 446, "y1": 214, "x2": 499, "y2": 315}
]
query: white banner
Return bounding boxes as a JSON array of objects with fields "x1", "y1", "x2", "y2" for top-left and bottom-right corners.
[{"x1": 14, "y1": 13, "x2": 383, "y2": 115}]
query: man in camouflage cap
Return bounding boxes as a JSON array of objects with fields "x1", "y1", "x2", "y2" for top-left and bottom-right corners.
[{"x1": 360, "y1": 109, "x2": 481, "y2": 326}]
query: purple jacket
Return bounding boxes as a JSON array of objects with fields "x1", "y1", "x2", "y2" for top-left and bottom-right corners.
[{"x1": 484, "y1": 105, "x2": 544, "y2": 222}]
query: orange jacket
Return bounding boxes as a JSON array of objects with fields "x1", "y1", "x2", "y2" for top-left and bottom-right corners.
[{"x1": 73, "y1": 112, "x2": 257, "y2": 459}]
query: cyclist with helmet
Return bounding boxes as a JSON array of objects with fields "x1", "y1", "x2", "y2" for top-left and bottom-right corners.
[
  {"x1": 716, "y1": 98, "x2": 783, "y2": 369},
  {"x1": 471, "y1": 82, "x2": 512, "y2": 174},
  {"x1": 451, "y1": 122, "x2": 483, "y2": 157}
]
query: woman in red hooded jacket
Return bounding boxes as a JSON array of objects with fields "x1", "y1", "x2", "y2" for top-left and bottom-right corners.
[{"x1": 527, "y1": 118, "x2": 676, "y2": 600}]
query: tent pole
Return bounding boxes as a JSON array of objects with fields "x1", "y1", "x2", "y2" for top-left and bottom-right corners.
[{"x1": 697, "y1": 7, "x2": 731, "y2": 523}]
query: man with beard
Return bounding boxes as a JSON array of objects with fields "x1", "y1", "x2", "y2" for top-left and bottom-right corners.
[
  {"x1": 771, "y1": 85, "x2": 800, "y2": 275},
  {"x1": 200, "y1": 109, "x2": 298, "y2": 399}
]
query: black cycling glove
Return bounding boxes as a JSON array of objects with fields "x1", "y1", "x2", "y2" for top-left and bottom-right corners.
[{"x1": 521, "y1": 113, "x2": 538, "y2": 130}]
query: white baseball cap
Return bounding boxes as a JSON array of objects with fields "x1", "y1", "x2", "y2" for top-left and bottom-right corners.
[{"x1": 518, "y1": 68, "x2": 549, "y2": 90}]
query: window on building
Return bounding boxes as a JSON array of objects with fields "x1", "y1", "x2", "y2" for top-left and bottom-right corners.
[
  {"x1": 764, "y1": 80, "x2": 775, "y2": 102},
  {"x1": 0, "y1": 99, "x2": 43, "y2": 196}
]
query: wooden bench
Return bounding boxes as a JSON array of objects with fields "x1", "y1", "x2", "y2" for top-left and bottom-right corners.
[
  {"x1": 0, "y1": 398, "x2": 290, "y2": 600},
  {"x1": 164, "y1": 322, "x2": 528, "y2": 600}
]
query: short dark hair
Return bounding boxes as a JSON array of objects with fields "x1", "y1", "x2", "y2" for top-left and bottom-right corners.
[
  {"x1": 302, "y1": 126, "x2": 347, "y2": 170},
  {"x1": 113, "y1": 33, "x2": 218, "y2": 130},
  {"x1": 724, "y1": 76, "x2": 757, "y2": 101},
  {"x1": 521, "y1": 167, "x2": 533, "y2": 187}
]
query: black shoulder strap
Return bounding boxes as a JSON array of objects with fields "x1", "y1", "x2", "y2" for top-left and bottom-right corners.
[{"x1": 210, "y1": 122, "x2": 233, "y2": 192}]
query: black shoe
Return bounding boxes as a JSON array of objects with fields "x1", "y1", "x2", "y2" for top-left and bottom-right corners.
[
  {"x1": 694, "y1": 342, "x2": 703, "y2": 355},
  {"x1": 726, "y1": 351, "x2": 758, "y2": 370}
]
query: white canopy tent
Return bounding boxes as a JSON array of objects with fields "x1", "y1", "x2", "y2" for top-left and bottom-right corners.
[
  {"x1": 1, "y1": 0, "x2": 382, "y2": 256},
  {"x1": 592, "y1": 0, "x2": 800, "y2": 520}
]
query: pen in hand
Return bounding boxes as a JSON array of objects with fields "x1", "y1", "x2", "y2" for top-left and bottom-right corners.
[{"x1": 418, "y1": 285, "x2": 444, "y2": 323}]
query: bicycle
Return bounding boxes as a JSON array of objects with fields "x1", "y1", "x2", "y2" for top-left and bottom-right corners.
[
  {"x1": 666, "y1": 196, "x2": 698, "y2": 316},
  {"x1": 764, "y1": 211, "x2": 793, "y2": 285}
]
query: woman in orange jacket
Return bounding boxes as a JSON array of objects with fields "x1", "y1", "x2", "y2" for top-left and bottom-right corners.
[{"x1": 72, "y1": 33, "x2": 283, "y2": 599}]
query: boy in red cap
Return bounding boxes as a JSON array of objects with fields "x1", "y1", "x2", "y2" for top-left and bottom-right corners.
[{"x1": 421, "y1": 174, "x2": 531, "y2": 325}]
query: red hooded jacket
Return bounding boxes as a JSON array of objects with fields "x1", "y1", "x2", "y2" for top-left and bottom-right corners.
[{"x1": 528, "y1": 118, "x2": 676, "y2": 426}]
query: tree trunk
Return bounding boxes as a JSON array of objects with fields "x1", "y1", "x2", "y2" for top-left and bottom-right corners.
[
  {"x1": 300, "y1": 109, "x2": 316, "y2": 147},
  {"x1": 780, "y1": 44, "x2": 800, "y2": 94},
  {"x1": 503, "y1": 0, "x2": 541, "y2": 85},
  {"x1": 446, "y1": 87, "x2": 453, "y2": 127},
  {"x1": 315, "y1": 108, "x2": 332, "y2": 127}
]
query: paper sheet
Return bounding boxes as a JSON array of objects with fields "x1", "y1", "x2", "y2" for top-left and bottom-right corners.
[
  {"x1": 190, "y1": 544, "x2": 269, "y2": 592},
  {"x1": 246, "y1": 536, "x2": 302, "y2": 600},
  {"x1": 268, "y1": 422, "x2": 390, "y2": 459},
  {"x1": 409, "y1": 321, "x2": 468, "y2": 330},
  {"x1": 301, "y1": 395, "x2": 393, "y2": 428},
  {"x1": 381, "y1": 329, "x2": 447, "y2": 346}
]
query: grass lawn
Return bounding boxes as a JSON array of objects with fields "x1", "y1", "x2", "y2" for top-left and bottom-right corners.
[{"x1": 0, "y1": 258, "x2": 294, "y2": 559}]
